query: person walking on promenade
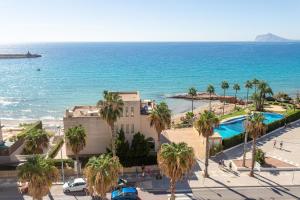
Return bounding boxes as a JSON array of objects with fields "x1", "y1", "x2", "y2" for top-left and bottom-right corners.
[
  {"x1": 280, "y1": 141, "x2": 283, "y2": 150},
  {"x1": 273, "y1": 140, "x2": 276, "y2": 148}
]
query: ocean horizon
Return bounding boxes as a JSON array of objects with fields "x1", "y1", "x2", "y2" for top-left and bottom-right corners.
[{"x1": 1, "y1": 42, "x2": 300, "y2": 120}]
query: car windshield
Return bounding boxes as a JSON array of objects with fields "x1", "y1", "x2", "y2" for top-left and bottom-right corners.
[{"x1": 67, "y1": 179, "x2": 75, "y2": 186}]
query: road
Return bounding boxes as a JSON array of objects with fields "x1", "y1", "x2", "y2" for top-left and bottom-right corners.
[{"x1": 0, "y1": 184, "x2": 299, "y2": 200}]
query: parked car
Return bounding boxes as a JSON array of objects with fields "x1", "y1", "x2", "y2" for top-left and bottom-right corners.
[
  {"x1": 63, "y1": 178, "x2": 87, "y2": 193},
  {"x1": 111, "y1": 187, "x2": 138, "y2": 200}
]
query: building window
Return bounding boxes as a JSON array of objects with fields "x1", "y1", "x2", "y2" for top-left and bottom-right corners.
[
  {"x1": 121, "y1": 124, "x2": 124, "y2": 131},
  {"x1": 126, "y1": 124, "x2": 129, "y2": 134},
  {"x1": 131, "y1": 124, "x2": 134, "y2": 134},
  {"x1": 131, "y1": 107, "x2": 134, "y2": 117},
  {"x1": 125, "y1": 107, "x2": 129, "y2": 117}
]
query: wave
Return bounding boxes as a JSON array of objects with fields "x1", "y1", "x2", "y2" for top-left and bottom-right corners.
[{"x1": 0, "y1": 97, "x2": 19, "y2": 106}]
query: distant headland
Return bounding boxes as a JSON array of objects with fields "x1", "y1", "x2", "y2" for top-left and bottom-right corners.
[
  {"x1": 255, "y1": 33, "x2": 295, "y2": 42},
  {"x1": 0, "y1": 51, "x2": 41, "y2": 59}
]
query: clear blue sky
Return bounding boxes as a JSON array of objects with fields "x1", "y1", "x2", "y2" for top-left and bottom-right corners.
[{"x1": 1, "y1": 0, "x2": 299, "y2": 42}]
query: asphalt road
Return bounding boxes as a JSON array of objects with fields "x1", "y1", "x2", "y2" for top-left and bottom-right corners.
[{"x1": 0, "y1": 184, "x2": 299, "y2": 200}]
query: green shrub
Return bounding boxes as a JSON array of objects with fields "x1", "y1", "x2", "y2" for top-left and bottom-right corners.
[
  {"x1": 255, "y1": 148, "x2": 266, "y2": 165},
  {"x1": 114, "y1": 130, "x2": 156, "y2": 167},
  {"x1": 210, "y1": 143, "x2": 223, "y2": 156},
  {"x1": 48, "y1": 137, "x2": 64, "y2": 158}
]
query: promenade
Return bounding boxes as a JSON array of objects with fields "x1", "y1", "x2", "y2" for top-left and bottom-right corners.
[{"x1": 141, "y1": 120, "x2": 300, "y2": 192}]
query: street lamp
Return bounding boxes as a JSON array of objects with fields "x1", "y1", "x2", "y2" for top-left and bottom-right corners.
[{"x1": 57, "y1": 125, "x2": 65, "y2": 183}]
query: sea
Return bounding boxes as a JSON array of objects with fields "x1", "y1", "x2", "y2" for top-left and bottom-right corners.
[{"x1": 0, "y1": 42, "x2": 300, "y2": 120}]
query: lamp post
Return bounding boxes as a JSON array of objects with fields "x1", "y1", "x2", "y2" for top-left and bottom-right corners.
[{"x1": 57, "y1": 125, "x2": 65, "y2": 183}]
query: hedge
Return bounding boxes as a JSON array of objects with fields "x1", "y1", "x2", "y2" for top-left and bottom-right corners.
[
  {"x1": 222, "y1": 110, "x2": 300, "y2": 150},
  {"x1": 48, "y1": 138, "x2": 64, "y2": 158}
]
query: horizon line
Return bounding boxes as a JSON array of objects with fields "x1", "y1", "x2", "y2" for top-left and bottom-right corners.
[{"x1": 1, "y1": 40, "x2": 300, "y2": 44}]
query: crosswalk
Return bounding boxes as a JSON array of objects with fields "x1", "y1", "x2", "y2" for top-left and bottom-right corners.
[{"x1": 167, "y1": 193, "x2": 195, "y2": 200}]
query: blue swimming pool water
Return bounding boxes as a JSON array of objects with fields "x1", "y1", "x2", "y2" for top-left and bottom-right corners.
[{"x1": 214, "y1": 112, "x2": 284, "y2": 139}]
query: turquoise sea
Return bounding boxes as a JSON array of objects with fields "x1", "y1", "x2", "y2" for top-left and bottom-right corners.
[{"x1": 0, "y1": 42, "x2": 300, "y2": 120}]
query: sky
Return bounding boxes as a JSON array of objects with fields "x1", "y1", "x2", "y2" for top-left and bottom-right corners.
[{"x1": 0, "y1": 0, "x2": 299, "y2": 43}]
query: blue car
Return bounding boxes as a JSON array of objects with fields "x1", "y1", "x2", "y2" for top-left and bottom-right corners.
[{"x1": 111, "y1": 187, "x2": 138, "y2": 200}]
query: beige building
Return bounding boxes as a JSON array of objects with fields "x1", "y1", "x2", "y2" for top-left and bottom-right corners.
[{"x1": 64, "y1": 92, "x2": 158, "y2": 156}]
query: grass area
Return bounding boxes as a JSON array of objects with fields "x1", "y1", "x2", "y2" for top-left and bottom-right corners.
[{"x1": 219, "y1": 108, "x2": 247, "y2": 121}]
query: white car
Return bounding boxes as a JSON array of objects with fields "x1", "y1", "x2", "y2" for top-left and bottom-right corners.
[{"x1": 63, "y1": 178, "x2": 87, "y2": 193}]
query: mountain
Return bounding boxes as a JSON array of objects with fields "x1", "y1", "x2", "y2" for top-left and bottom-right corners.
[{"x1": 255, "y1": 33, "x2": 291, "y2": 42}]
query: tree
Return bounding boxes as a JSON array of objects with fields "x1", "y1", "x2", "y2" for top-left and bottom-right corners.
[
  {"x1": 149, "y1": 102, "x2": 171, "y2": 148},
  {"x1": 252, "y1": 78, "x2": 259, "y2": 93},
  {"x1": 23, "y1": 129, "x2": 49, "y2": 154},
  {"x1": 252, "y1": 81, "x2": 273, "y2": 111},
  {"x1": 188, "y1": 87, "x2": 197, "y2": 114},
  {"x1": 84, "y1": 154, "x2": 122, "y2": 200},
  {"x1": 17, "y1": 155, "x2": 59, "y2": 200},
  {"x1": 221, "y1": 81, "x2": 229, "y2": 115},
  {"x1": 130, "y1": 132, "x2": 154, "y2": 158},
  {"x1": 65, "y1": 125, "x2": 86, "y2": 177},
  {"x1": 115, "y1": 129, "x2": 130, "y2": 161},
  {"x1": 244, "y1": 113, "x2": 266, "y2": 177},
  {"x1": 157, "y1": 142, "x2": 195, "y2": 200},
  {"x1": 233, "y1": 83, "x2": 241, "y2": 109},
  {"x1": 245, "y1": 80, "x2": 253, "y2": 106},
  {"x1": 194, "y1": 110, "x2": 220, "y2": 177},
  {"x1": 206, "y1": 84, "x2": 215, "y2": 111},
  {"x1": 97, "y1": 90, "x2": 124, "y2": 156}
]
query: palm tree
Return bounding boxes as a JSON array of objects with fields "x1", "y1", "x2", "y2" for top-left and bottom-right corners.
[
  {"x1": 84, "y1": 154, "x2": 122, "y2": 199},
  {"x1": 149, "y1": 102, "x2": 171, "y2": 148},
  {"x1": 188, "y1": 87, "x2": 197, "y2": 114},
  {"x1": 244, "y1": 113, "x2": 266, "y2": 177},
  {"x1": 97, "y1": 90, "x2": 124, "y2": 156},
  {"x1": 206, "y1": 84, "x2": 215, "y2": 111},
  {"x1": 221, "y1": 81, "x2": 229, "y2": 115},
  {"x1": 17, "y1": 155, "x2": 59, "y2": 200},
  {"x1": 253, "y1": 81, "x2": 273, "y2": 111},
  {"x1": 194, "y1": 110, "x2": 220, "y2": 177},
  {"x1": 233, "y1": 83, "x2": 240, "y2": 109},
  {"x1": 23, "y1": 129, "x2": 49, "y2": 154},
  {"x1": 65, "y1": 125, "x2": 86, "y2": 177},
  {"x1": 252, "y1": 78, "x2": 259, "y2": 93},
  {"x1": 157, "y1": 142, "x2": 195, "y2": 200},
  {"x1": 245, "y1": 80, "x2": 253, "y2": 106}
]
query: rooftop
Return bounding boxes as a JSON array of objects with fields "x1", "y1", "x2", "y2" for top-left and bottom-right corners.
[{"x1": 114, "y1": 91, "x2": 140, "y2": 101}]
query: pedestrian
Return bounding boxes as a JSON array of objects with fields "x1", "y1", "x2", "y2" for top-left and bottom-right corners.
[
  {"x1": 273, "y1": 140, "x2": 276, "y2": 148},
  {"x1": 229, "y1": 162, "x2": 232, "y2": 170},
  {"x1": 280, "y1": 141, "x2": 283, "y2": 150},
  {"x1": 218, "y1": 160, "x2": 222, "y2": 168}
]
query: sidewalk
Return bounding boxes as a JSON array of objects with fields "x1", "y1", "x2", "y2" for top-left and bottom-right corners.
[{"x1": 140, "y1": 170, "x2": 300, "y2": 192}]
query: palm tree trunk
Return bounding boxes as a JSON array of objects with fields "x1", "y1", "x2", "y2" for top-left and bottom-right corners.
[
  {"x1": 76, "y1": 154, "x2": 80, "y2": 177},
  {"x1": 192, "y1": 97, "x2": 194, "y2": 114},
  {"x1": 209, "y1": 93, "x2": 212, "y2": 111},
  {"x1": 242, "y1": 131, "x2": 248, "y2": 167},
  {"x1": 111, "y1": 125, "x2": 116, "y2": 157},
  {"x1": 170, "y1": 179, "x2": 176, "y2": 200},
  {"x1": 246, "y1": 89, "x2": 249, "y2": 107},
  {"x1": 250, "y1": 137, "x2": 256, "y2": 177},
  {"x1": 223, "y1": 90, "x2": 226, "y2": 115},
  {"x1": 234, "y1": 90, "x2": 237, "y2": 109},
  {"x1": 204, "y1": 136, "x2": 210, "y2": 178},
  {"x1": 157, "y1": 131, "x2": 161, "y2": 150}
]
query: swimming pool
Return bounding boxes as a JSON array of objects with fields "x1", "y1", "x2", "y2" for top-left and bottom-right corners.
[{"x1": 214, "y1": 112, "x2": 284, "y2": 139}]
